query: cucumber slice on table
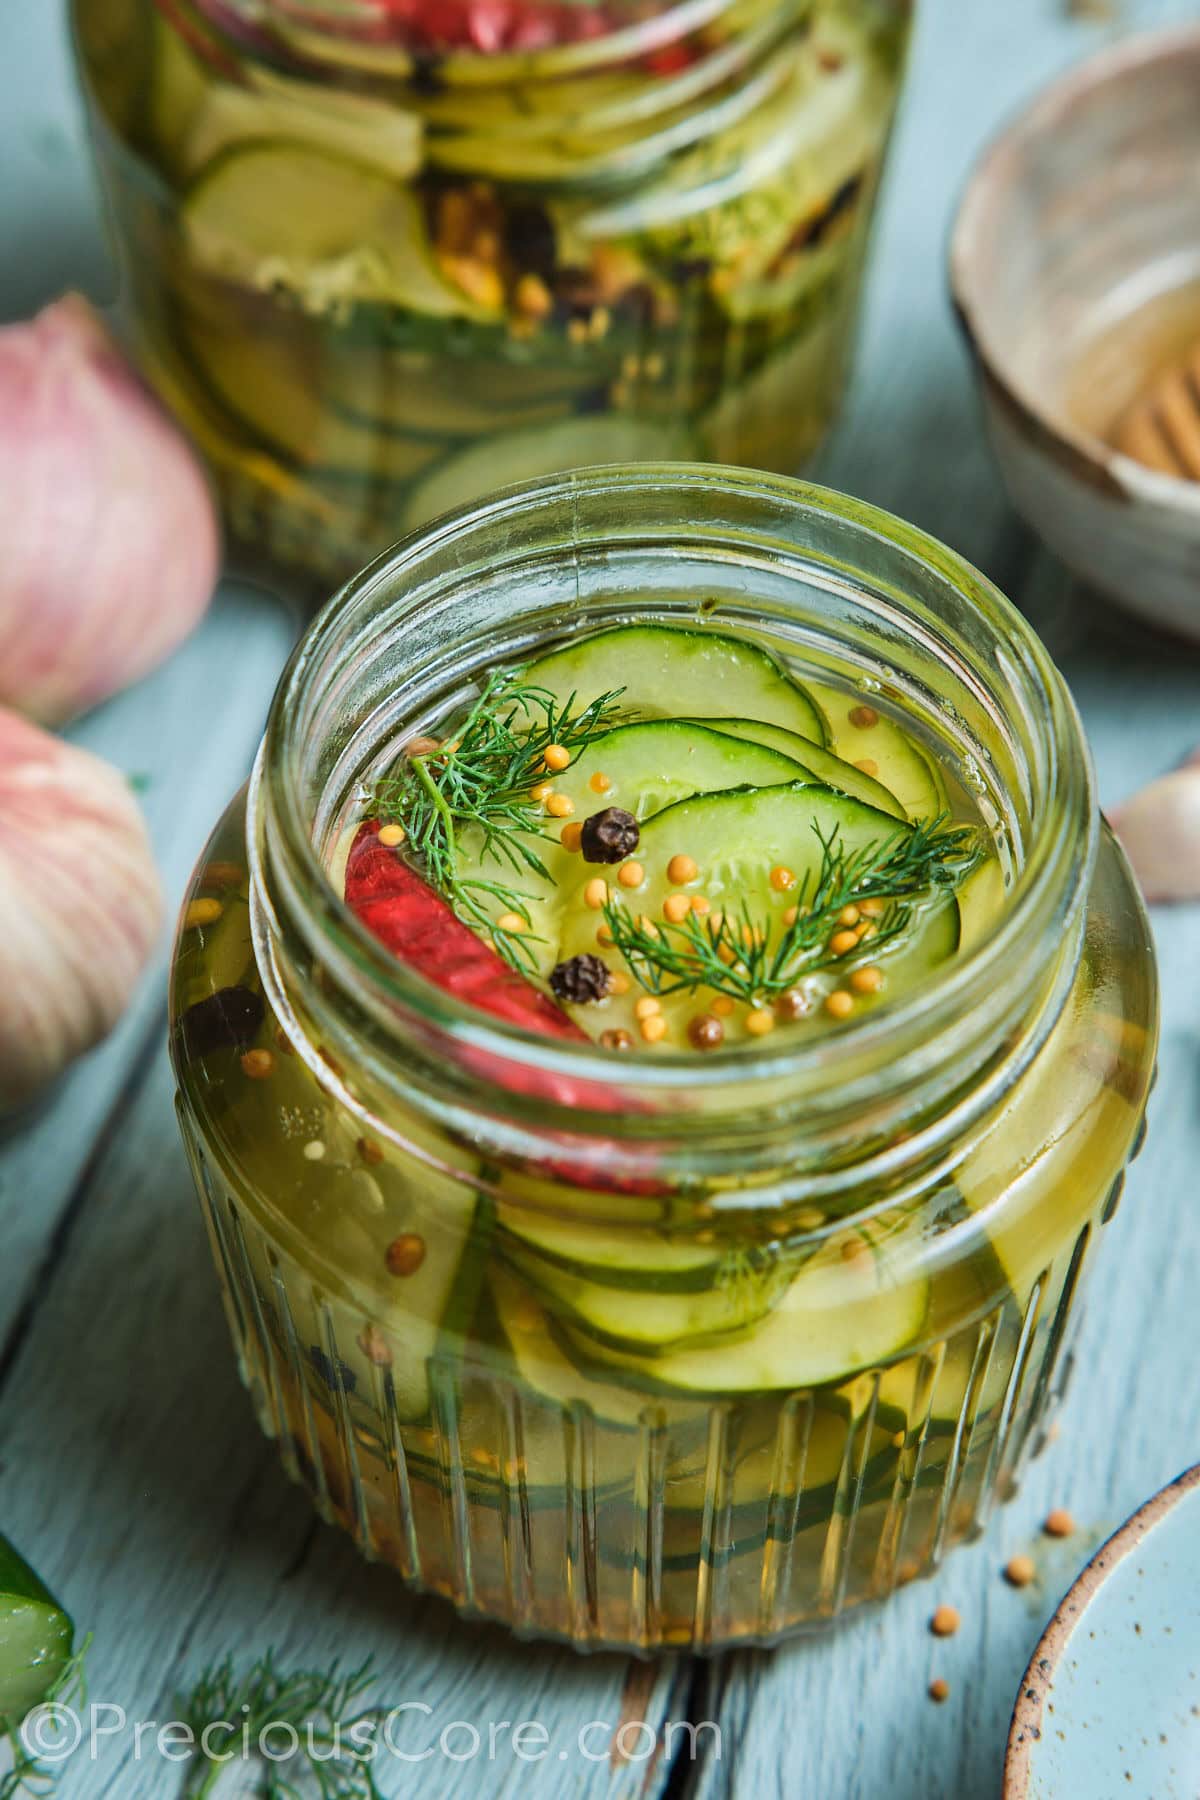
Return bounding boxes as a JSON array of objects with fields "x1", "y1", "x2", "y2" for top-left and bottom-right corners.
[
  {"x1": 812, "y1": 681, "x2": 948, "y2": 821},
  {"x1": 184, "y1": 142, "x2": 494, "y2": 320},
  {"x1": 522, "y1": 624, "x2": 828, "y2": 749},
  {"x1": 688, "y1": 717, "x2": 907, "y2": 818},
  {"x1": 400, "y1": 415, "x2": 694, "y2": 529},
  {"x1": 0, "y1": 1538, "x2": 74, "y2": 1727},
  {"x1": 569, "y1": 1243, "x2": 928, "y2": 1394}
]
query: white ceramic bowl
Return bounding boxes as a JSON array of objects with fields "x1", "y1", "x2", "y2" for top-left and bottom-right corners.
[
  {"x1": 1005, "y1": 1464, "x2": 1200, "y2": 1798},
  {"x1": 950, "y1": 26, "x2": 1200, "y2": 641}
]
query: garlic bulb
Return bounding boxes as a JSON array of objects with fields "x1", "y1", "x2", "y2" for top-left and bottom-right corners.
[
  {"x1": 0, "y1": 295, "x2": 219, "y2": 726},
  {"x1": 1109, "y1": 751, "x2": 1200, "y2": 903},
  {"x1": 0, "y1": 708, "x2": 163, "y2": 1109}
]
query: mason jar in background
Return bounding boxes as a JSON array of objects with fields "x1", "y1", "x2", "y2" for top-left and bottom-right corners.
[
  {"x1": 73, "y1": 0, "x2": 912, "y2": 587},
  {"x1": 168, "y1": 468, "x2": 1156, "y2": 1651}
]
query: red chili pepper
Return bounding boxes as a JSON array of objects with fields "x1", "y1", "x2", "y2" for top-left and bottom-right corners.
[
  {"x1": 345, "y1": 822, "x2": 666, "y2": 1195},
  {"x1": 345, "y1": 821, "x2": 585, "y2": 1042}
]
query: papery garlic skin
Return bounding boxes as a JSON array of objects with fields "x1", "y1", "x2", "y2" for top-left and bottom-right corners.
[
  {"x1": 0, "y1": 295, "x2": 220, "y2": 726},
  {"x1": 1109, "y1": 751, "x2": 1200, "y2": 904},
  {"x1": 0, "y1": 708, "x2": 163, "y2": 1108}
]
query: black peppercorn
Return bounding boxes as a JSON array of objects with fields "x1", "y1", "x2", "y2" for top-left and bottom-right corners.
[
  {"x1": 688, "y1": 1013, "x2": 725, "y2": 1052},
  {"x1": 580, "y1": 807, "x2": 640, "y2": 864},
  {"x1": 549, "y1": 954, "x2": 611, "y2": 1005}
]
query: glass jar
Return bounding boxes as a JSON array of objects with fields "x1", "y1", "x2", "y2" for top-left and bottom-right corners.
[
  {"x1": 169, "y1": 467, "x2": 1156, "y2": 1651},
  {"x1": 73, "y1": 0, "x2": 911, "y2": 589}
]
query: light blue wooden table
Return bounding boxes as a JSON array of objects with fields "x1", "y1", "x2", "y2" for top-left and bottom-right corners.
[{"x1": 2, "y1": 3, "x2": 1198, "y2": 1797}]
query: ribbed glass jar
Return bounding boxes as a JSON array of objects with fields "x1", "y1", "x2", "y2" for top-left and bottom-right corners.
[
  {"x1": 73, "y1": 0, "x2": 911, "y2": 589},
  {"x1": 169, "y1": 467, "x2": 1156, "y2": 1651}
]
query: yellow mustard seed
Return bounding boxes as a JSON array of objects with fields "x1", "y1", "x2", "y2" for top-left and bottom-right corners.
[
  {"x1": 855, "y1": 758, "x2": 880, "y2": 778},
  {"x1": 1044, "y1": 1508, "x2": 1075, "y2": 1539},
  {"x1": 667, "y1": 854, "x2": 699, "y2": 885},
  {"x1": 930, "y1": 1604, "x2": 960, "y2": 1638},
  {"x1": 782, "y1": 905, "x2": 799, "y2": 928},
  {"x1": 543, "y1": 743, "x2": 571, "y2": 772},
  {"x1": 663, "y1": 894, "x2": 692, "y2": 924},
  {"x1": 514, "y1": 272, "x2": 553, "y2": 318},
  {"x1": 745, "y1": 1008, "x2": 776, "y2": 1037},
  {"x1": 711, "y1": 995, "x2": 735, "y2": 1017},
  {"x1": 597, "y1": 924, "x2": 614, "y2": 947},
  {"x1": 496, "y1": 912, "x2": 527, "y2": 933},
  {"x1": 240, "y1": 1049, "x2": 275, "y2": 1080},
  {"x1": 825, "y1": 990, "x2": 854, "y2": 1020},
  {"x1": 830, "y1": 928, "x2": 859, "y2": 956},
  {"x1": 584, "y1": 878, "x2": 608, "y2": 910},
  {"x1": 560, "y1": 822, "x2": 583, "y2": 853},
  {"x1": 618, "y1": 861, "x2": 644, "y2": 888},
  {"x1": 186, "y1": 898, "x2": 223, "y2": 928},
  {"x1": 406, "y1": 735, "x2": 441, "y2": 758},
  {"x1": 691, "y1": 894, "x2": 711, "y2": 915},
  {"x1": 203, "y1": 860, "x2": 244, "y2": 888},
  {"x1": 850, "y1": 965, "x2": 884, "y2": 995},
  {"x1": 849, "y1": 704, "x2": 879, "y2": 729},
  {"x1": 770, "y1": 865, "x2": 797, "y2": 892},
  {"x1": 546, "y1": 793, "x2": 574, "y2": 818},
  {"x1": 1004, "y1": 1554, "x2": 1036, "y2": 1588},
  {"x1": 609, "y1": 971, "x2": 631, "y2": 996},
  {"x1": 636, "y1": 916, "x2": 660, "y2": 940},
  {"x1": 859, "y1": 898, "x2": 886, "y2": 919},
  {"x1": 838, "y1": 905, "x2": 860, "y2": 926},
  {"x1": 529, "y1": 779, "x2": 554, "y2": 802},
  {"x1": 928, "y1": 1679, "x2": 950, "y2": 1705},
  {"x1": 634, "y1": 996, "x2": 661, "y2": 1020},
  {"x1": 589, "y1": 771, "x2": 611, "y2": 793},
  {"x1": 639, "y1": 1015, "x2": 667, "y2": 1044},
  {"x1": 378, "y1": 823, "x2": 406, "y2": 848}
]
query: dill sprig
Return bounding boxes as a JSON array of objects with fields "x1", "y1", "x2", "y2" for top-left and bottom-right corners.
[
  {"x1": 364, "y1": 669, "x2": 623, "y2": 974},
  {"x1": 0, "y1": 1638, "x2": 91, "y2": 1800},
  {"x1": 177, "y1": 1651, "x2": 387, "y2": 1799},
  {"x1": 602, "y1": 815, "x2": 980, "y2": 1004}
]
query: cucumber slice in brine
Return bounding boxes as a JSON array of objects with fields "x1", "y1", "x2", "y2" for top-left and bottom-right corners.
[
  {"x1": 400, "y1": 416, "x2": 694, "y2": 530},
  {"x1": 812, "y1": 681, "x2": 948, "y2": 821},
  {"x1": 0, "y1": 1538, "x2": 74, "y2": 1727},
  {"x1": 522, "y1": 623, "x2": 828, "y2": 749},
  {"x1": 688, "y1": 717, "x2": 907, "y2": 818},
  {"x1": 183, "y1": 142, "x2": 493, "y2": 320},
  {"x1": 573, "y1": 1239, "x2": 928, "y2": 1394}
]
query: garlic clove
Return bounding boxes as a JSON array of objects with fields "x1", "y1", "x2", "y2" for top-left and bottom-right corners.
[
  {"x1": 0, "y1": 295, "x2": 220, "y2": 727},
  {"x1": 0, "y1": 707, "x2": 163, "y2": 1110},
  {"x1": 1109, "y1": 750, "x2": 1200, "y2": 903}
]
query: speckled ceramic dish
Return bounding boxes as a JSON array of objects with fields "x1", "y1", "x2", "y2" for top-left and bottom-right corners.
[
  {"x1": 1005, "y1": 1464, "x2": 1200, "y2": 1800},
  {"x1": 950, "y1": 26, "x2": 1200, "y2": 641}
]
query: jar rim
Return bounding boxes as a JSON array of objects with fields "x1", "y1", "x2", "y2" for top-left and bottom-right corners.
[{"x1": 254, "y1": 463, "x2": 1097, "y2": 1120}]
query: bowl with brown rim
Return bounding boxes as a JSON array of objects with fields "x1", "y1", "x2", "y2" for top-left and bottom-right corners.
[{"x1": 950, "y1": 25, "x2": 1200, "y2": 641}]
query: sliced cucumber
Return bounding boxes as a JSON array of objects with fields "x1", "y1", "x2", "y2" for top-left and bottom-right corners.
[
  {"x1": 0, "y1": 1538, "x2": 74, "y2": 1727},
  {"x1": 522, "y1": 624, "x2": 828, "y2": 749},
  {"x1": 568, "y1": 1245, "x2": 928, "y2": 1393},
  {"x1": 491, "y1": 1267, "x2": 705, "y2": 1429},
  {"x1": 183, "y1": 142, "x2": 492, "y2": 320},
  {"x1": 496, "y1": 1205, "x2": 725, "y2": 1278},
  {"x1": 555, "y1": 783, "x2": 960, "y2": 1044},
  {"x1": 507, "y1": 1240, "x2": 795, "y2": 1350},
  {"x1": 813, "y1": 681, "x2": 948, "y2": 821},
  {"x1": 400, "y1": 415, "x2": 694, "y2": 530},
  {"x1": 688, "y1": 717, "x2": 907, "y2": 818},
  {"x1": 548, "y1": 720, "x2": 813, "y2": 825},
  {"x1": 178, "y1": 318, "x2": 446, "y2": 485}
]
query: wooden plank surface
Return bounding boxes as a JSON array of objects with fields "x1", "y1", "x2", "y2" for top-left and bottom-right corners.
[{"x1": 1, "y1": 2, "x2": 1198, "y2": 1797}]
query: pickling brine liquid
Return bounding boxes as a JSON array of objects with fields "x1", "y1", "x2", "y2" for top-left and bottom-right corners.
[
  {"x1": 74, "y1": 0, "x2": 910, "y2": 587},
  {"x1": 169, "y1": 636, "x2": 1155, "y2": 1651}
]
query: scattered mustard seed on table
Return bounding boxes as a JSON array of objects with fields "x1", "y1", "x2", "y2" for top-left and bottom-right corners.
[
  {"x1": 928, "y1": 1679, "x2": 950, "y2": 1704},
  {"x1": 1044, "y1": 1508, "x2": 1075, "y2": 1538},
  {"x1": 1004, "y1": 1554, "x2": 1037, "y2": 1588},
  {"x1": 930, "y1": 1604, "x2": 960, "y2": 1638}
]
